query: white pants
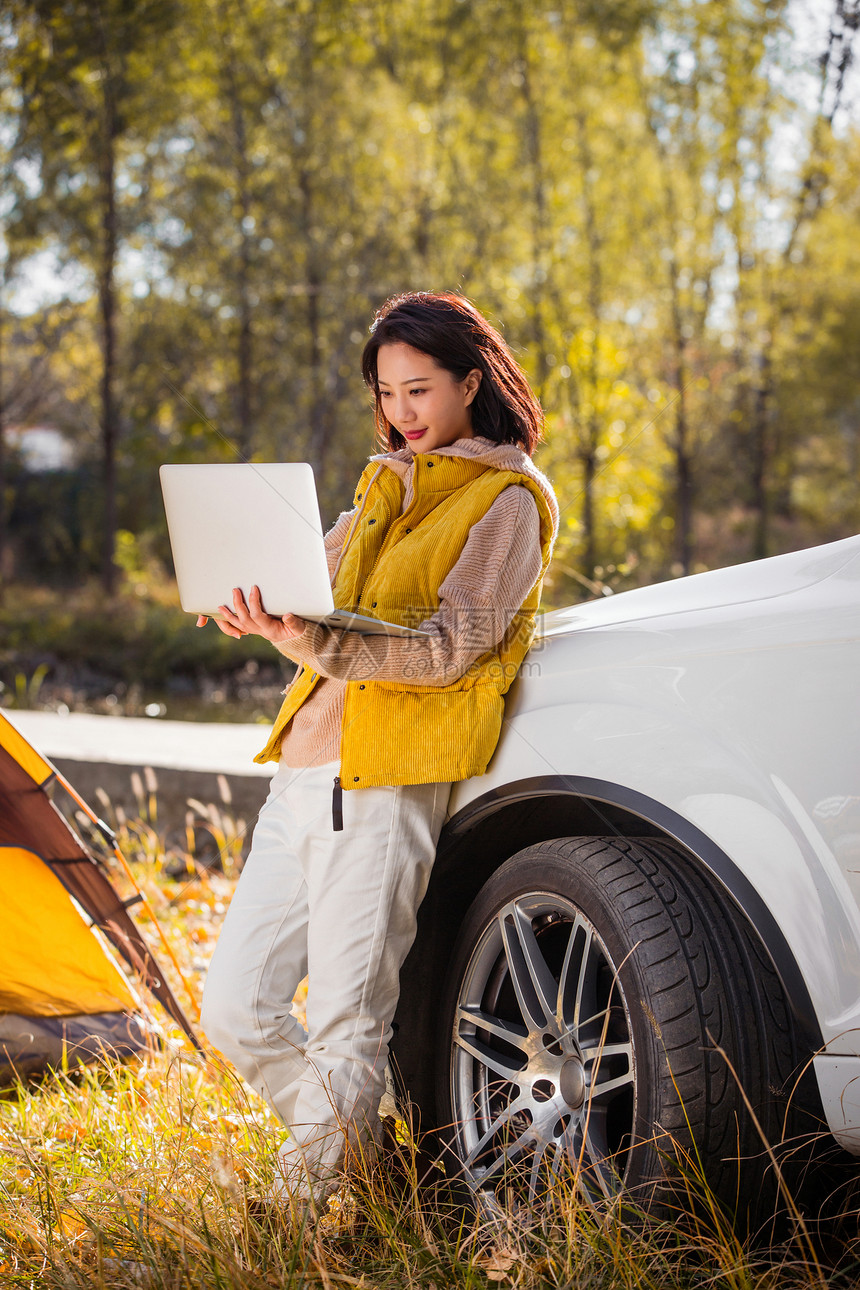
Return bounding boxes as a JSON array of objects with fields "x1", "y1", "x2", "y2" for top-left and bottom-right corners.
[{"x1": 201, "y1": 758, "x2": 450, "y2": 1196}]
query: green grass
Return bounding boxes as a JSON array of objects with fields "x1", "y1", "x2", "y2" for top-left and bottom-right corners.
[{"x1": 2, "y1": 805, "x2": 859, "y2": 1288}]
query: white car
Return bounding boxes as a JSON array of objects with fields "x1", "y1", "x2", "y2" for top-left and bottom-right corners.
[{"x1": 391, "y1": 533, "x2": 860, "y2": 1218}]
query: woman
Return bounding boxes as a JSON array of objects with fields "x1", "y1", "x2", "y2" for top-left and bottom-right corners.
[{"x1": 199, "y1": 291, "x2": 558, "y2": 1208}]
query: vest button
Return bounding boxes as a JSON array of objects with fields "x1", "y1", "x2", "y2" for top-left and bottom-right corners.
[
  {"x1": 371, "y1": 601, "x2": 377, "y2": 608},
  {"x1": 427, "y1": 461, "x2": 434, "y2": 467},
  {"x1": 359, "y1": 684, "x2": 365, "y2": 690},
  {"x1": 368, "y1": 517, "x2": 376, "y2": 524},
  {"x1": 353, "y1": 776, "x2": 360, "y2": 782},
  {"x1": 357, "y1": 492, "x2": 362, "y2": 500},
  {"x1": 405, "y1": 528, "x2": 412, "y2": 534}
]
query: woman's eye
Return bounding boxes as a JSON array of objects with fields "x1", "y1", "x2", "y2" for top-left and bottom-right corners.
[{"x1": 409, "y1": 388, "x2": 426, "y2": 396}]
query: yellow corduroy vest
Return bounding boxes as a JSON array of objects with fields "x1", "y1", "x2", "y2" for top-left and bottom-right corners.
[{"x1": 254, "y1": 451, "x2": 555, "y2": 787}]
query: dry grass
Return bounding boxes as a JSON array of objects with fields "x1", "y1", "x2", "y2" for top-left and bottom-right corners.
[{"x1": 1, "y1": 800, "x2": 860, "y2": 1288}]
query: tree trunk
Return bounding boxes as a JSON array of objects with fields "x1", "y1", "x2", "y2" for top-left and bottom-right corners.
[
  {"x1": 516, "y1": 8, "x2": 549, "y2": 396},
  {"x1": 0, "y1": 294, "x2": 6, "y2": 597},
  {"x1": 299, "y1": 168, "x2": 329, "y2": 475},
  {"x1": 745, "y1": 0, "x2": 857, "y2": 560},
  {"x1": 576, "y1": 116, "x2": 603, "y2": 583},
  {"x1": 225, "y1": 50, "x2": 254, "y2": 459},
  {"x1": 98, "y1": 96, "x2": 119, "y2": 598},
  {"x1": 237, "y1": 221, "x2": 253, "y2": 459},
  {"x1": 669, "y1": 256, "x2": 693, "y2": 573},
  {"x1": 580, "y1": 443, "x2": 597, "y2": 581},
  {"x1": 676, "y1": 424, "x2": 693, "y2": 573},
  {"x1": 750, "y1": 345, "x2": 772, "y2": 560}
]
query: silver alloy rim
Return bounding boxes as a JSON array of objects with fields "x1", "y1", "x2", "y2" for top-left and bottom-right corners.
[{"x1": 450, "y1": 892, "x2": 636, "y2": 1206}]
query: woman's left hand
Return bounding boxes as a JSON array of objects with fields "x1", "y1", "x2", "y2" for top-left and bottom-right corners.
[{"x1": 196, "y1": 586, "x2": 307, "y2": 644}]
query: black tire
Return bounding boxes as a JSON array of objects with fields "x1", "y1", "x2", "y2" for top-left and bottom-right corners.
[{"x1": 434, "y1": 835, "x2": 820, "y2": 1225}]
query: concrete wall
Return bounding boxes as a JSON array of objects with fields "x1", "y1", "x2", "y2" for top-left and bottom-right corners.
[{"x1": 53, "y1": 756, "x2": 270, "y2": 865}]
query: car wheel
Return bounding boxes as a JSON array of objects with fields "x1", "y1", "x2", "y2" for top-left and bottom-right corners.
[{"x1": 435, "y1": 835, "x2": 812, "y2": 1220}]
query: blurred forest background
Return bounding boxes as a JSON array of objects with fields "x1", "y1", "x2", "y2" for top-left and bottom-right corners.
[{"x1": 1, "y1": 0, "x2": 859, "y2": 714}]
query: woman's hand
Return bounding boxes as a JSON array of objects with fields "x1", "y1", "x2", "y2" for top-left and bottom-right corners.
[{"x1": 196, "y1": 586, "x2": 307, "y2": 644}]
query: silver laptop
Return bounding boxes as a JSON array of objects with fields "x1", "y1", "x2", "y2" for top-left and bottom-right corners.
[{"x1": 159, "y1": 463, "x2": 430, "y2": 637}]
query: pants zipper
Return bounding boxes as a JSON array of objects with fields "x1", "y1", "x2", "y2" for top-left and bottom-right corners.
[{"x1": 332, "y1": 775, "x2": 343, "y2": 831}]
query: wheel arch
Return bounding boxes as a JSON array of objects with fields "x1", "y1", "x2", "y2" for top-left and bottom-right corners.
[{"x1": 391, "y1": 774, "x2": 823, "y2": 1115}]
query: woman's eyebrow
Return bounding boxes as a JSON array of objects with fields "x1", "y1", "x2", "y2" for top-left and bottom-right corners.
[{"x1": 377, "y1": 375, "x2": 435, "y2": 387}]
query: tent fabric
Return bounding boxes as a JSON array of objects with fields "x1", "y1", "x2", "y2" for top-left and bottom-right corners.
[
  {"x1": 0, "y1": 711, "x2": 195, "y2": 1043},
  {"x1": 0, "y1": 1011, "x2": 153, "y2": 1084},
  {"x1": 0, "y1": 715, "x2": 53, "y2": 787},
  {"x1": 0, "y1": 845, "x2": 136, "y2": 1016},
  {"x1": 0, "y1": 710, "x2": 196, "y2": 1079}
]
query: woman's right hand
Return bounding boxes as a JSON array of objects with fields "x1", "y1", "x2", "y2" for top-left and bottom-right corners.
[
  {"x1": 196, "y1": 586, "x2": 307, "y2": 643},
  {"x1": 196, "y1": 613, "x2": 245, "y2": 638}
]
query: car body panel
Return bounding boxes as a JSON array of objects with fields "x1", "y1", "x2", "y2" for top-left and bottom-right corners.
[
  {"x1": 538, "y1": 533, "x2": 860, "y2": 636},
  {"x1": 814, "y1": 1055, "x2": 860, "y2": 1150}
]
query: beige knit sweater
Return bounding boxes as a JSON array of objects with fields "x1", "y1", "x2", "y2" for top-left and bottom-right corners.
[{"x1": 276, "y1": 435, "x2": 547, "y2": 768}]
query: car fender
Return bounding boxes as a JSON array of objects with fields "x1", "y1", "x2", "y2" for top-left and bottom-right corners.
[{"x1": 445, "y1": 698, "x2": 860, "y2": 1057}]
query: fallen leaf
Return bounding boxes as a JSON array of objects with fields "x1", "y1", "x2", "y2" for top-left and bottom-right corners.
[
  {"x1": 55, "y1": 1121, "x2": 86, "y2": 1143},
  {"x1": 479, "y1": 1246, "x2": 518, "y2": 1281},
  {"x1": 56, "y1": 1210, "x2": 90, "y2": 1242}
]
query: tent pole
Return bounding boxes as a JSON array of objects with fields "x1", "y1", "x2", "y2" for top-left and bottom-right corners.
[{"x1": 53, "y1": 766, "x2": 202, "y2": 1026}]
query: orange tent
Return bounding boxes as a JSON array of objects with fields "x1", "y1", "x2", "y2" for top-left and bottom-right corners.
[{"x1": 0, "y1": 710, "x2": 196, "y2": 1081}]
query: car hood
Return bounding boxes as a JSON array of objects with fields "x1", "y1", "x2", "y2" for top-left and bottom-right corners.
[{"x1": 538, "y1": 533, "x2": 860, "y2": 638}]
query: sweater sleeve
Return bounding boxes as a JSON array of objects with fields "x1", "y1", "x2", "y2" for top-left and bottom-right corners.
[
  {"x1": 275, "y1": 486, "x2": 543, "y2": 686},
  {"x1": 323, "y1": 508, "x2": 356, "y2": 579}
]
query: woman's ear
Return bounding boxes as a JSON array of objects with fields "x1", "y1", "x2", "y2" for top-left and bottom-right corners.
[{"x1": 463, "y1": 368, "x2": 482, "y2": 406}]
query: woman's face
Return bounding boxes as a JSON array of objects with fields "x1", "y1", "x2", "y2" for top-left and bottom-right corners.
[{"x1": 376, "y1": 342, "x2": 481, "y2": 454}]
